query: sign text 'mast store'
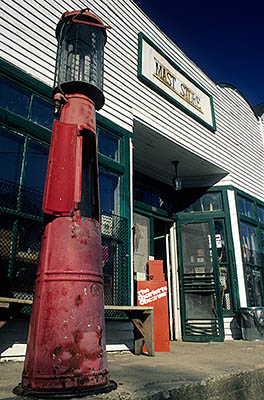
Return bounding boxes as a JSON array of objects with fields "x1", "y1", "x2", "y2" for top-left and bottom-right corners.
[{"x1": 138, "y1": 33, "x2": 216, "y2": 131}]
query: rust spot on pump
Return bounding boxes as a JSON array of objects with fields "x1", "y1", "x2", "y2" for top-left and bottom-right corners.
[
  {"x1": 53, "y1": 346, "x2": 62, "y2": 356},
  {"x1": 76, "y1": 294, "x2": 83, "y2": 306}
]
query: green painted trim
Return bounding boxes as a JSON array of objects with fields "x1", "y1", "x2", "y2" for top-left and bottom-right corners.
[
  {"x1": 175, "y1": 211, "x2": 226, "y2": 220},
  {"x1": 0, "y1": 206, "x2": 44, "y2": 222},
  {"x1": 134, "y1": 200, "x2": 170, "y2": 218},
  {"x1": 98, "y1": 153, "x2": 125, "y2": 174},
  {"x1": 96, "y1": 113, "x2": 132, "y2": 138},
  {"x1": 0, "y1": 108, "x2": 51, "y2": 143},
  {"x1": 217, "y1": 83, "x2": 258, "y2": 120},
  {"x1": 133, "y1": 206, "x2": 154, "y2": 218},
  {"x1": 177, "y1": 218, "x2": 224, "y2": 341},
  {"x1": 0, "y1": 57, "x2": 52, "y2": 99},
  {"x1": 137, "y1": 33, "x2": 217, "y2": 132}
]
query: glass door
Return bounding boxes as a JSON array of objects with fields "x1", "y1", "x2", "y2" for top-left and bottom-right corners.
[{"x1": 178, "y1": 220, "x2": 224, "y2": 342}]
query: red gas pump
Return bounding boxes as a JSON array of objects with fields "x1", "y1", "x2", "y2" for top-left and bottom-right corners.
[{"x1": 14, "y1": 9, "x2": 116, "y2": 398}]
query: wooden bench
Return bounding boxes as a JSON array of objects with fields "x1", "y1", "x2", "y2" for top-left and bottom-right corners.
[
  {"x1": 104, "y1": 305, "x2": 154, "y2": 356},
  {"x1": 0, "y1": 297, "x2": 155, "y2": 357}
]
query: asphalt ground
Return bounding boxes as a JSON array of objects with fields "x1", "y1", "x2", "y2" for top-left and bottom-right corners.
[{"x1": 1, "y1": 341, "x2": 264, "y2": 400}]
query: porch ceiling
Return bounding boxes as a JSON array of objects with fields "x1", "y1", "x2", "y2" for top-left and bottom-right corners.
[{"x1": 133, "y1": 120, "x2": 228, "y2": 188}]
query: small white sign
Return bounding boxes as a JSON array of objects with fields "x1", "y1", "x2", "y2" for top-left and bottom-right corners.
[{"x1": 215, "y1": 234, "x2": 222, "y2": 248}]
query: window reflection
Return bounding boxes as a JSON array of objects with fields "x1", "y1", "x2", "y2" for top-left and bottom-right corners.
[
  {"x1": 237, "y1": 196, "x2": 253, "y2": 218},
  {"x1": 23, "y1": 139, "x2": 49, "y2": 192},
  {"x1": 0, "y1": 76, "x2": 31, "y2": 118},
  {"x1": 99, "y1": 170, "x2": 119, "y2": 214},
  {"x1": 257, "y1": 206, "x2": 264, "y2": 223},
  {"x1": 240, "y1": 222, "x2": 258, "y2": 253},
  {"x1": 0, "y1": 127, "x2": 24, "y2": 184},
  {"x1": 184, "y1": 193, "x2": 222, "y2": 213},
  {"x1": 31, "y1": 97, "x2": 55, "y2": 130},
  {"x1": 98, "y1": 131, "x2": 119, "y2": 161}
]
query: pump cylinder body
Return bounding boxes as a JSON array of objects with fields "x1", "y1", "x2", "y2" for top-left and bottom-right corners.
[
  {"x1": 22, "y1": 216, "x2": 109, "y2": 392},
  {"x1": 14, "y1": 95, "x2": 115, "y2": 397}
]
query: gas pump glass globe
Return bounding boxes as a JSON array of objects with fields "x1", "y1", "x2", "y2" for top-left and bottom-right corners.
[{"x1": 54, "y1": 10, "x2": 108, "y2": 110}]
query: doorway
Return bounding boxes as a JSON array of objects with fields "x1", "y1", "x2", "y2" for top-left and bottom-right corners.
[{"x1": 178, "y1": 220, "x2": 224, "y2": 341}]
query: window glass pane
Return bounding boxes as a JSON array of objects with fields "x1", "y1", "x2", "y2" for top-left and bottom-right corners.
[
  {"x1": 245, "y1": 199, "x2": 253, "y2": 218},
  {"x1": 184, "y1": 198, "x2": 201, "y2": 213},
  {"x1": 202, "y1": 193, "x2": 221, "y2": 212},
  {"x1": 22, "y1": 139, "x2": 48, "y2": 216},
  {"x1": 257, "y1": 206, "x2": 264, "y2": 223},
  {"x1": 0, "y1": 127, "x2": 24, "y2": 184},
  {"x1": 184, "y1": 193, "x2": 221, "y2": 213},
  {"x1": 31, "y1": 96, "x2": 55, "y2": 130},
  {"x1": 261, "y1": 230, "x2": 264, "y2": 253},
  {"x1": 98, "y1": 131, "x2": 119, "y2": 161},
  {"x1": 240, "y1": 222, "x2": 258, "y2": 251},
  {"x1": 23, "y1": 139, "x2": 49, "y2": 192},
  {"x1": 0, "y1": 76, "x2": 31, "y2": 117},
  {"x1": 248, "y1": 225, "x2": 258, "y2": 251},
  {"x1": 238, "y1": 196, "x2": 253, "y2": 218},
  {"x1": 99, "y1": 170, "x2": 119, "y2": 214},
  {"x1": 134, "y1": 182, "x2": 152, "y2": 204},
  {"x1": 237, "y1": 196, "x2": 245, "y2": 215},
  {"x1": 241, "y1": 222, "x2": 260, "y2": 266}
]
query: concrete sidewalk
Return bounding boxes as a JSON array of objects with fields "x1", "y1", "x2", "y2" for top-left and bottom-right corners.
[{"x1": 1, "y1": 341, "x2": 264, "y2": 399}]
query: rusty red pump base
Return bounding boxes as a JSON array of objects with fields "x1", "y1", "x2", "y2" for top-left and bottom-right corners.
[{"x1": 13, "y1": 95, "x2": 116, "y2": 398}]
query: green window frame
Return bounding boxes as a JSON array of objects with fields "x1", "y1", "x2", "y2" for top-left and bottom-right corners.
[
  {"x1": 0, "y1": 57, "x2": 132, "y2": 311},
  {"x1": 236, "y1": 190, "x2": 264, "y2": 307}
]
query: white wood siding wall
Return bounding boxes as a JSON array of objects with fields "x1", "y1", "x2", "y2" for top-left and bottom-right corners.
[{"x1": 1, "y1": 0, "x2": 263, "y2": 200}]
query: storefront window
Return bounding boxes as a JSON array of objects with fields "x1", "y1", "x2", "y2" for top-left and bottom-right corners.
[
  {"x1": 237, "y1": 192, "x2": 264, "y2": 307},
  {"x1": 240, "y1": 222, "x2": 258, "y2": 255},
  {"x1": 98, "y1": 130, "x2": 119, "y2": 161},
  {"x1": 0, "y1": 76, "x2": 55, "y2": 130},
  {"x1": 260, "y1": 230, "x2": 264, "y2": 253},
  {"x1": 99, "y1": 170, "x2": 120, "y2": 214},
  {"x1": 23, "y1": 139, "x2": 49, "y2": 192},
  {"x1": 0, "y1": 127, "x2": 49, "y2": 216},
  {"x1": 134, "y1": 181, "x2": 152, "y2": 204},
  {"x1": 214, "y1": 220, "x2": 232, "y2": 312},
  {"x1": 237, "y1": 196, "x2": 254, "y2": 218},
  {"x1": 184, "y1": 192, "x2": 222, "y2": 213},
  {"x1": 257, "y1": 206, "x2": 264, "y2": 223},
  {"x1": 240, "y1": 222, "x2": 263, "y2": 306},
  {"x1": 134, "y1": 176, "x2": 173, "y2": 211},
  {"x1": 0, "y1": 76, "x2": 31, "y2": 118},
  {"x1": 31, "y1": 97, "x2": 55, "y2": 130},
  {"x1": 0, "y1": 127, "x2": 24, "y2": 184}
]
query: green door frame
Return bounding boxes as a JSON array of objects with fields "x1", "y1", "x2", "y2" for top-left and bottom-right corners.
[{"x1": 177, "y1": 218, "x2": 224, "y2": 342}]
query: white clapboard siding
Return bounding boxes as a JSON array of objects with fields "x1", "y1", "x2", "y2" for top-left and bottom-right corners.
[{"x1": 1, "y1": 0, "x2": 263, "y2": 200}]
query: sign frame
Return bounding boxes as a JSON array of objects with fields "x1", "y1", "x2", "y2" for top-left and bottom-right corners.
[{"x1": 137, "y1": 32, "x2": 217, "y2": 132}]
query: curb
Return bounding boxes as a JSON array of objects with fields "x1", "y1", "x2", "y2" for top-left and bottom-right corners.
[{"x1": 96, "y1": 367, "x2": 264, "y2": 399}]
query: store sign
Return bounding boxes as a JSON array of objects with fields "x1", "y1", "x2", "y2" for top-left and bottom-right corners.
[{"x1": 138, "y1": 33, "x2": 216, "y2": 131}]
